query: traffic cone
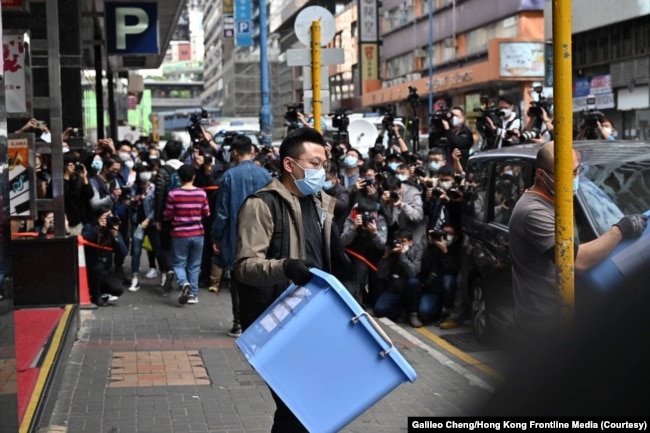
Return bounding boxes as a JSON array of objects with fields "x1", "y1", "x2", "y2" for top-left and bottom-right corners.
[{"x1": 77, "y1": 235, "x2": 97, "y2": 309}]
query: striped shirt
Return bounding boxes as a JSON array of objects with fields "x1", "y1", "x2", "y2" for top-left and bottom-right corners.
[{"x1": 163, "y1": 187, "x2": 210, "y2": 238}]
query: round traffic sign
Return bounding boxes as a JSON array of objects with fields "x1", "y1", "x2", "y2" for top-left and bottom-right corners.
[{"x1": 294, "y1": 6, "x2": 336, "y2": 47}]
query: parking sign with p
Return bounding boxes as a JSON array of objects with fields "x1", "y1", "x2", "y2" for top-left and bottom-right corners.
[{"x1": 105, "y1": 2, "x2": 159, "y2": 54}]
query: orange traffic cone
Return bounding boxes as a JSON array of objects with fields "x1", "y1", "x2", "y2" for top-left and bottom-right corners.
[{"x1": 77, "y1": 235, "x2": 97, "y2": 309}]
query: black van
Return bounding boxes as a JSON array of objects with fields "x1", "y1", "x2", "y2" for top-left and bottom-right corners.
[{"x1": 460, "y1": 140, "x2": 650, "y2": 342}]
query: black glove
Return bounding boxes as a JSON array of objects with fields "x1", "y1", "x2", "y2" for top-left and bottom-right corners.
[
  {"x1": 613, "y1": 214, "x2": 648, "y2": 239},
  {"x1": 283, "y1": 259, "x2": 316, "y2": 285}
]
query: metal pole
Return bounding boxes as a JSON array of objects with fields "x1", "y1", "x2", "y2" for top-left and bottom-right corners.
[
  {"x1": 259, "y1": 0, "x2": 272, "y2": 145},
  {"x1": 311, "y1": 20, "x2": 322, "y2": 132},
  {"x1": 552, "y1": 0, "x2": 575, "y2": 320},
  {"x1": 427, "y1": 0, "x2": 434, "y2": 113}
]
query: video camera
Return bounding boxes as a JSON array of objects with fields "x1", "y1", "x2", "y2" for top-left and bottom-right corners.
[
  {"x1": 382, "y1": 105, "x2": 396, "y2": 131},
  {"x1": 187, "y1": 108, "x2": 209, "y2": 147},
  {"x1": 407, "y1": 86, "x2": 420, "y2": 109},
  {"x1": 284, "y1": 103, "x2": 304, "y2": 125},
  {"x1": 474, "y1": 106, "x2": 504, "y2": 137},
  {"x1": 518, "y1": 86, "x2": 553, "y2": 143},
  {"x1": 329, "y1": 107, "x2": 352, "y2": 131},
  {"x1": 581, "y1": 95, "x2": 605, "y2": 140}
]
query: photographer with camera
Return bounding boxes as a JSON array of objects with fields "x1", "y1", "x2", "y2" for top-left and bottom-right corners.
[
  {"x1": 484, "y1": 95, "x2": 521, "y2": 148},
  {"x1": 350, "y1": 164, "x2": 381, "y2": 206},
  {"x1": 419, "y1": 223, "x2": 461, "y2": 324},
  {"x1": 82, "y1": 209, "x2": 127, "y2": 306},
  {"x1": 519, "y1": 104, "x2": 554, "y2": 144},
  {"x1": 577, "y1": 117, "x2": 616, "y2": 141},
  {"x1": 323, "y1": 166, "x2": 351, "y2": 233},
  {"x1": 439, "y1": 107, "x2": 474, "y2": 167},
  {"x1": 340, "y1": 196, "x2": 388, "y2": 305},
  {"x1": 424, "y1": 165, "x2": 463, "y2": 240},
  {"x1": 63, "y1": 153, "x2": 93, "y2": 235},
  {"x1": 374, "y1": 229, "x2": 424, "y2": 328},
  {"x1": 380, "y1": 174, "x2": 426, "y2": 248}
]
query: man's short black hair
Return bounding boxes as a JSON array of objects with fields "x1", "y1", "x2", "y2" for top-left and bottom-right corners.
[
  {"x1": 356, "y1": 196, "x2": 377, "y2": 214},
  {"x1": 438, "y1": 165, "x2": 456, "y2": 178},
  {"x1": 498, "y1": 94, "x2": 515, "y2": 105},
  {"x1": 164, "y1": 140, "x2": 184, "y2": 160},
  {"x1": 231, "y1": 134, "x2": 254, "y2": 156},
  {"x1": 428, "y1": 147, "x2": 445, "y2": 157},
  {"x1": 279, "y1": 127, "x2": 325, "y2": 161},
  {"x1": 393, "y1": 229, "x2": 413, "y2": 241},
  {"x1": 177, "y1": 164, "x2": 196, "y2": 183}
]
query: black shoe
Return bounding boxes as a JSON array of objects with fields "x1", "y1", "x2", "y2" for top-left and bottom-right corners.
[
  {"x1": 178, "y1": 283, "x2": 190, "y2": 305},
  {"x1": 227, "y1": 323, "x2": 242, "y2": 337}
]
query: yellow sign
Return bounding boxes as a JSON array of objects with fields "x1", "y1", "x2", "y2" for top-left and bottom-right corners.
[{"x1": 361, "y1": 43, "x2": 378, "y2": 80}]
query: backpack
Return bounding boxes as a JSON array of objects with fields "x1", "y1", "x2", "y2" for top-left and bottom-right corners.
[{"x1": 164, "y1": 164, "x2": 181, "y2": 193}]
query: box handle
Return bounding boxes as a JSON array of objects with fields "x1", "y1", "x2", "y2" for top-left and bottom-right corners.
[{"x1": 351, "y1": 312, "x2": 394, "y2": 357}]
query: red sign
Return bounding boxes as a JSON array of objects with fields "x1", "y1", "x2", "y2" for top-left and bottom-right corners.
[{"x1": 2, "y1": 0, "x2": 24, "y2": 7}]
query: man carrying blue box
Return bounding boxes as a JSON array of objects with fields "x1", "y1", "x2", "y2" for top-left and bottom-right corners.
[{"x1": 234, "y1": 127, "x2": 356, "y2": 432}]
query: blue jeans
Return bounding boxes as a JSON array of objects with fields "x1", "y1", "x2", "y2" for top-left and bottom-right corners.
[
  {"x1": 441, "y1": 274, "x2": 458, "y2": 310},
  {"x1": 418, "y1": 293, "x2": 442, "y2": 323},
  {"x1": 374, "y1": 277, "x2": 421, "y2": 321},
  {"x1": 171, "y1": 235, "x2": 204, "y2": 297}
]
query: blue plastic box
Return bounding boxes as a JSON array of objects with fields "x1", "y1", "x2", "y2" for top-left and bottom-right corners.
[{"x1": 236, "y1": 268, "x2": 417, "y2": 433}]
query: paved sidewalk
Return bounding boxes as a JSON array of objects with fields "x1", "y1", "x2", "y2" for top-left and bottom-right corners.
[{"x1": 38, "y1": 276, "x2": 492, "y2": 433}]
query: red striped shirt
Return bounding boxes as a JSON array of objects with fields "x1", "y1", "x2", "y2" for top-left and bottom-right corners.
[{"x1": 163, "y1": 187, "x2": 210, "y2": 237}]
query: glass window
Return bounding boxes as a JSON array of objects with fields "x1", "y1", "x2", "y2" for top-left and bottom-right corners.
[
  {"x1": 463, "y1": 158, "x2": 490, "y2": 221},
  {"x1": 489, "y1": 160, "x2": 533, "y2": 226}
]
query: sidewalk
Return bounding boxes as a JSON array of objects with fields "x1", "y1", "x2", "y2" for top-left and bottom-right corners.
[{"x1": 38, "y1": 275, "x2": 492, "y2": 433}]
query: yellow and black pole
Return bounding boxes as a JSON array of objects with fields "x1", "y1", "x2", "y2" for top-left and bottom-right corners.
[
  {"x1": 311, "y1": 19, "x2": 322, "y2": 132},
  {"x1": 552, "y1": 0, "x2": 574, "y2": 322}
]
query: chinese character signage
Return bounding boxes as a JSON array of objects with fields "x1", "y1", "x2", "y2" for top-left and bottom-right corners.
[
  {"x1": 361, "y1": 43, "x2": 378, "y2": 80},
  {"x1": 499, "y1": 42, "x2": 544, "y2": 78},
  {"x1": 359, "y1": 0, "x2": 378, "y2": 42},
  {"x1": 3, "y1": 34, "x2": 27, "y2": 113}
]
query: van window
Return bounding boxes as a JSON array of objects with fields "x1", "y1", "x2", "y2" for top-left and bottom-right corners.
[
  {"x1": 463, "y1": 158, "x2": 490, "y2": 221},
  {"x1": 490, "y1": 160, "x2": 533, "y2": 226}
]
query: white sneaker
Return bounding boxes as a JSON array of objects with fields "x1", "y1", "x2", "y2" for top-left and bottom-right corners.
[
  {"x1": 128, "y1": 277, "x2": 140, "y2": 292},
  {"x1": 101, "y1": 294, "x2": 119, "y2": 303},
  {"x1": 145, "y1": 268, "x2": 159, "y2": 279},
  {"x1": 186, "y1": 296, "x2": 198, "y2": 304},
  {"x1": 160, "y1": 272, "x2": 167, "y2": 287}
]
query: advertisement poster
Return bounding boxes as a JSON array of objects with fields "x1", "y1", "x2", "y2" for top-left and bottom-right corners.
[
  {"x1": 3, "y1": 34, "x2": 27, "y2": 113},
  {"x1": 499, "y1": 42, "x2": 545, "y2": 78},
  {"x1": 8, "y1": 134, "x2": 35, "y2": 218}
]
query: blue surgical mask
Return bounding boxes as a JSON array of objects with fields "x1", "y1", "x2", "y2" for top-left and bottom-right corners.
[
  {"x1": 91, "y1": 158, "x2": 103, "y2": 172},
  {"x1": 573, "y1": 176, "x2": 580, "y2": 195},
  {"x1": 397, "y1": 174, "x2": 409, "y2": 182},
  {"x1": 388, "y1": 162, "x2": 400, "y2": 172},
  {"x1": 343, "y1": 155, "x2": 358, "y2": 168},
  {"x1": 323, "y1": 180, "x2": 334, "y2": 190},
  {"x1": 428, "y1": 161, "x2": 441, "y2": 172},
  {"x1": 291, "y1": 159, "x2": 326, "y2": 195}
]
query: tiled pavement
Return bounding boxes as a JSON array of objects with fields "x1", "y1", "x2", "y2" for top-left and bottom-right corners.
[{"x1": 38, "y1": 275, "x2": 493, "y2": 433}]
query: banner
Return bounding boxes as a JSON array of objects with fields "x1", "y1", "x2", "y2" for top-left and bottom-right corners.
[
  {"x1": 3, "y1": 34, "x2": 27, "y2": 113},
  {"x1": 8, "y1": 134, "x2": 35, "y2": 218}
]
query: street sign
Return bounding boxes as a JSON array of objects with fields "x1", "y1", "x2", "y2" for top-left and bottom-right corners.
[
  {"x1": 105, "y1": 2, "x2": 159, "y2": 54},
  {"x1": 286, "y1": 48, "x2": 344, "y2": 66},
  {"x1": 235, "y1": 0, "x2": 252, "y2": 47},
  {"x1": 237, "y1": 20, "x2": 251, "y2": 34},
  {"x1": 294, "y1": 6, "x2": 336, "y2": 47}
]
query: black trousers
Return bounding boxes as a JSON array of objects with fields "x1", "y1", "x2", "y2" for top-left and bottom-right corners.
[{"x1": 269, "y1": 388, "x2": 308, "y2": 433}]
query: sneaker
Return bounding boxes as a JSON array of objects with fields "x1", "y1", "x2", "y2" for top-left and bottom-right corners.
[
  {"x1": 178, "y1": 283, "x2": 190, "y2": 305},
  {"x1": 145, "y1": 268, "x2": 159, "y2": 279},
  {"x1": 101, "y1": 294, "x2": 119, "y2": 303},
  {"x1": 160, "y1": 272, "x2": 166, "y2": 287},
  {"x1": 439, "y1": 318, "x2": 462, "y2": 330},
  {"x1": 409, "y1": 312, "x2": 423, "y2": 328},
  {"x1": 163, "y1": 271, "x2": 175, "y2": 293},
  {"x1": 186, "y1": 296, "x2": 198, "y2": 304},
  {"x1": 208, "y1": 279, "x2": 220, "y2": 293},
  {"x1": 227, "y1": 323, "x2": 242, "y2": 338},
  {"x1": 128, "y1": 277, "x2": 140, "y2": 292}
]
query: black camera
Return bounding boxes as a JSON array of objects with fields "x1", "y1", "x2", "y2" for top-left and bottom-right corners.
[
  {"x1": 330, "y1": 107, "x2": 352, "y2": 130},
  {"x1": 187, "y1": 108, "x2": 209, "y2": 147},
  {"x1": 414, "y1": 166, "x2": 427, "y2": 178},
  {"x1": 364, "y1": 176, "x2": 375, "y2": 187},
  {"x1": 431, "y1": 187, "x2": 445, "y2": 198},
  {"x1": 107, "y1": 215, "x2": 121, "y2": 229},
  {"x1": 361, "y1": 211, "x2": 374, "y2": 226},
  {"x1": 428, "y1": 228, "x2": 446, "y2": 241},
  {"x1": 474, "y1": 106, "x2": 505, "y2": 136},
  {"x1": 389, "y1": 190, "x2": 400, "y2": 202},
  {"x1": 204, "y1": 155, "x2": 214, "y2": 165},
  {"x1": 74, "y1": 162, "x2": 84, "y2": 172},
  {"x1": 390, "y1": 238, "x2": 402, "y2": 249},
  {"x1": 407, "y1": 86, "x2": 420, "y2": 108},
  {"x1": 382, "y1": 105, "x2": 396, "y2": 130},
  {"x1": 448, "y1": 188, "x2": 463, "y2": 200},
  {"x1": 285, "y1": 103, "x2": 304, "y2": 124},
  {"x1": 581, "y1": 96, "x2": 605, "y2": 140}
]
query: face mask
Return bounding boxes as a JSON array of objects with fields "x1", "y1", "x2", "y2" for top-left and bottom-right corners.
[
  {"x1": 291, "y1": 160, "x2": 326, "y2": 195},
  {"x1": 139, "y1": 172, "x2": 152, "y2": 182},
  {"x1": 573, "y1": 176, "x2": 579, "y2": 195},
  {"x1": 402, "y1": 244, "x2": 410, "y2": 253},
  {"x1": 397, "y1": 174, "x2": 409, "y2": 182},
  {"x1": 541, "y1": 170, "x2": 555, "y2": 196},
  {"x1": 323, "y1": 180, "x2": 334, "y2": 190},
  {"x1": 118, "y1": 152, "x2": 131, "y2": 162},
  {"x1": 91, "y1": 158, "x2": 103, "y2": 172},
  {"x1": 106, "y1": 171, "x2": 118, "y2": 180},
  {"x1": 125, "y1": 160, "x2": 135, "y2": 169},
  {"x1": 452, "y1": 116, "x2": 462, "y2": 127},
  {"x1": 504, "y1": 170, "x2": 514, "y2": 177},
  {"x1": 439, "y1": 181, "x2": 453, "y2": 191},
  {"x1": 501, "y1": 108, "x2": 512, "y2": 117},
  {"x1": 388, "y1": 162, "x2": 400, "y2": 172},
  {"x1": 149, "y1": 156, "x2": 159, "y2": 164},
  {"x1": 445, "y1": 234, "x2": 455, "y2": 246},
  {"x1": 343, "y1": 155, "x2": 358, "y2": 168},
  {"x1": 222, "y1": 145, "x2": 231, "y2": 163},
  {"x1": 428, "y1": 161, "x2": 441, "y2": 172},
  {"x1": 603, "y1": 127, "x2": 612, "y2": 135}
]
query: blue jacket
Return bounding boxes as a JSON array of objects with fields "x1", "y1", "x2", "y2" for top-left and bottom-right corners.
[{"x1": 211, "y1": 160, "x2": 271, "y2": 270}]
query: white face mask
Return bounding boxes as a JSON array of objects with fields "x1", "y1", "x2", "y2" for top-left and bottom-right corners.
[
  {"x1": 439, "y1": 180, "x2": 453, "y2": 191},
  {"x1": 501, "y1": 108, "x2": 512, "y2": 117},
  {"x1": 603, "y1": 127, "x2": 613, "y2": 135},
  {"x1": 125, "y1": 160, "x2": 135, "y2": 169},
  {"x1": 139, "y1": 172, "x2": 152, "y2": 182},
  {"x1": 118, "y1": 152, "x2": 131, "y2": 162},
  {"x1": 402, "y1": 244, "x2": 410, "y2": 253},
  {"x1": 452, "y1": 116, "x2": 462, "y2": 127}
]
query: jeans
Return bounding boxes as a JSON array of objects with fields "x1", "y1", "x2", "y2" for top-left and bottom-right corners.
[
  {"x1": 441, "y1": 274, "x2": 458, "y2": 310},
  {"x1": 171, "y1": 235, "x2": 203, "y2": 297},
  {"x1": 130, "y1": 226, "x2": 144, "y2": 275},
  {"x1": 418, "y1": 293, "x2": 442, "y2": 323},
  {"x1": 373, "y1": 277, "x2": 421, "y2": 321}
]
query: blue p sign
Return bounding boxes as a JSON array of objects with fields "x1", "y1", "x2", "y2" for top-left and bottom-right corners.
[{"x1": 106, "y1": 2, "x2": 159, "y2": 54}]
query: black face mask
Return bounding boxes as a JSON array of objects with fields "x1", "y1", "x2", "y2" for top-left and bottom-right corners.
[{"x1": 106, "y1": 171, "x2": 118, "y2": 180}]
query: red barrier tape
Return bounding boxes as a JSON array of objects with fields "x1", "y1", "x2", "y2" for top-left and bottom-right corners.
[{"x1": 344, "y1": 248, "x2": 378, "y2": 272}]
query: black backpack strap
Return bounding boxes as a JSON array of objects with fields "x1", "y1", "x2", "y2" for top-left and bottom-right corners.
[{"x1": 253, "y1": 190, "x2": 290, "y2": 260}]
